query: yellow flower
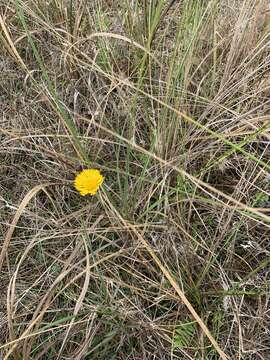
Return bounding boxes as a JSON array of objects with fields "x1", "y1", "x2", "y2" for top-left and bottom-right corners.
[{"x1": 74, "y1": 169, "x2": 104, "y2": 196}]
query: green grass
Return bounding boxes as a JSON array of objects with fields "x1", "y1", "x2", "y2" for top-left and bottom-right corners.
[{"x1": 0, "y1": 0, "x2": 270, "y2": 359}]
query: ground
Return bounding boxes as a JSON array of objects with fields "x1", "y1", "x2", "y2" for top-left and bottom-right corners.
[{"x1": 0, "y1": 0, "x2": 270, "y2": 359}]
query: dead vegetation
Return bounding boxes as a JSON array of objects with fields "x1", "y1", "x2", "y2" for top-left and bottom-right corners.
[{"x1": 0, "y1": 0, "x2": 270, "y2": 359}]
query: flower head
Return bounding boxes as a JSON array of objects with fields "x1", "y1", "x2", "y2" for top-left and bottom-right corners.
[{"x1": 74, "y1": 169, "x2": 104, "y2": 196}]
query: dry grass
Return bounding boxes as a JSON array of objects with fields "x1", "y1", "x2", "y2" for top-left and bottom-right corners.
[{"x1": 1, "y1": 0, "x2": 270, "y2": 359}]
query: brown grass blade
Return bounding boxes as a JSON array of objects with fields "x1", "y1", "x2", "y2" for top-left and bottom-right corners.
[
  {"x1": 130, "y1": 223, "x2": 228, "y2": 360},
  {"x1": 0, "y1": 183, "x2": 52, "y2": 272}
]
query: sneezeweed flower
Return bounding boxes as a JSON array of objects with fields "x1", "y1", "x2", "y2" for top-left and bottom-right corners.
[{"x1": 74, "y1": 169, "x2": 104, "y2": 196}]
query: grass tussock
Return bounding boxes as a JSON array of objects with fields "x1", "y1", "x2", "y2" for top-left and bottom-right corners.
[{"x1": 0, "y1": 0, "x2": 270, "y2": 359}]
